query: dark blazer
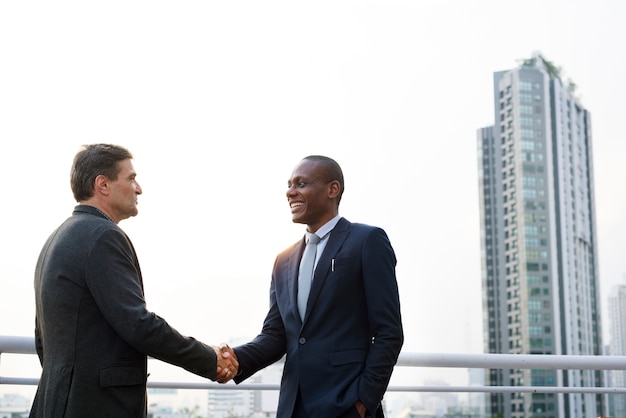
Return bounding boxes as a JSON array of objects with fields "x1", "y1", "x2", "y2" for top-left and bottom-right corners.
[
  {"x1": 234, "y1": 217, "x2": 403, "y2": 418},
  {"x1": 30, "y1": 205, "x2": 217, "y2": 418}
]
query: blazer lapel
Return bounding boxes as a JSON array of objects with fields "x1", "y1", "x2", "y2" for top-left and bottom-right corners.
[
  {"x1": 303, "y1": 218, "x2": 351, "y2": 322},
  {"x1": 290, "y1": 238, "x2": 307, "y2": 324}
]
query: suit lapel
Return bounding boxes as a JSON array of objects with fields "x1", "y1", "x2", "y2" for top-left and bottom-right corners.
[
  {"x1": 289, "y1": 238, "x2": 306, "y2": 324},
  {"x1": 303, "y1": 218, "x2": 351, "y2": 322}
]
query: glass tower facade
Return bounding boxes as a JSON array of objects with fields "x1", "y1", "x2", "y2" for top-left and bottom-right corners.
[
  {"x1": 607, "y1": 284, "x2": 626, "y2": 417},
  {"x1": 477, "y1": 53, "x2": 603, "y2": 418}
]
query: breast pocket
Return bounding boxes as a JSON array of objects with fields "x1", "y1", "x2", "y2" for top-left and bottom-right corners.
[{"x1": 331, "y1": 256, "x2": 356, "y2": 271}]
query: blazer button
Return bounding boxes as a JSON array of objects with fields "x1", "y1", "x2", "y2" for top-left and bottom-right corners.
[{"x1": 298, "y1": 337, "x2": 306, "y2": 344}]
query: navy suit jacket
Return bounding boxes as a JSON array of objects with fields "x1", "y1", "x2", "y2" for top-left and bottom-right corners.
[
  {"x1": 30, "y1": 205, "x2": 217, "y2": 418},
  {"x1": 234, "y1": 217, "x2": 403, "y2": 418}
]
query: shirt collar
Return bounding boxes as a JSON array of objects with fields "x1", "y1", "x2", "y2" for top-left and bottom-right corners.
[{"x1": 309, "y1": 214, "x2": 341, "y2": 241}]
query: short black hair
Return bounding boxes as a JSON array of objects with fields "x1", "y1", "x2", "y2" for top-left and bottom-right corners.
[{"x1": 302, "y1": 155, "x2": 344, "y2": 205}]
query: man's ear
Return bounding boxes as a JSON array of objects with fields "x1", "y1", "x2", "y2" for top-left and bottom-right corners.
[
  {"x1": 94, "y1": 174, "x2": 110, "y2": 195},
  {"x1": 328, "y1": 180, "x2": 340, "y2": 199}
]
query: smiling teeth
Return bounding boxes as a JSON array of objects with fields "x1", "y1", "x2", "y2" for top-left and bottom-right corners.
[{"x1": 291, "y1": 203, "x2": 303, "y2": 208}]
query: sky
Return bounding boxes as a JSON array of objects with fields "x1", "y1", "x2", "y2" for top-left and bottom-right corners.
[{"x1": 1, "y1": 0, "x2": 626, "y2": 410}]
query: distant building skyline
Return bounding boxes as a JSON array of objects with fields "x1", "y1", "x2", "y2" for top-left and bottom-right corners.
[
  {"x1": 477, "y1": 52, "x2": 603, "y2": 418},
  {"x1": 606, "y1": 281, "x2": 626, "y2": 416},
  {"x1": 207, "y1": 361, "x2": 282, "y2": 417}
]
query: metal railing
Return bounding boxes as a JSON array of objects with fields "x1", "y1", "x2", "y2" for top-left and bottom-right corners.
[{"x1": 2, "y1": 335, "x2": 626, "y2": 394}]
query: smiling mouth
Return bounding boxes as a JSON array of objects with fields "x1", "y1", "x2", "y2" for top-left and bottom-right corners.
[{"x1": 290, "y1": 202, "x2": 304, "y2": 210}]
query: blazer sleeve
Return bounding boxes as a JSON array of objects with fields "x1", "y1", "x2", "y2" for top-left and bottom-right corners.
[
  {"x1": 358, "y1": 227, "x2": 404, "y2": 413},
  {"x1": 85, "y1": 227, "x2": 218, "y2": 380}
]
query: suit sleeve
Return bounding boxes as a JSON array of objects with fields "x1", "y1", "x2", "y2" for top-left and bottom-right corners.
[
  {"x1": 358, "y1": 227, "x2": 404, "y2": 413},
  {"x1": 85, "y1": 228, "x2": 218, "y2": 380}
]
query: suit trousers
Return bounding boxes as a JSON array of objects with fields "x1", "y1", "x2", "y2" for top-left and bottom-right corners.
[{"x1": 292, "y1": 389, "x2": 382, "y2": 418}]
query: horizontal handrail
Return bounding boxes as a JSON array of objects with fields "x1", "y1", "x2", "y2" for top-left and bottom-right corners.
[
  {"x1": 3, "y1": 335, "x2": 626, "y2": 395},
  {"x1": 4, "y1": 335, "x2": 626, "y2": 370},
  {"x1": 2, "y1": 377, "x2": 626, "y2": 395},
  {"x1": 0, "y1": 335, "x2": 34, "y2": 355}
]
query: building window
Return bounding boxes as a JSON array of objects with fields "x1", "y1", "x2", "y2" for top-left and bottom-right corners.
[
  {"x1": 527, "y1": 274, "x2": 540, "y2": 284},
  {"x1": 519, "y1": 81, "x2": 532, "y2": 91},
  {"x1": 526, "y1": 238, "x2": 539, "y2": 247},
  {"x1": 525, "y1": 225, "x2": 538, "y2": 235},
  {"x1": 524, "y1": 189, "x2": 536, "y2": 198},
  {"x1": 520, "y1": 105, "x2": 533, "y2": 114}
]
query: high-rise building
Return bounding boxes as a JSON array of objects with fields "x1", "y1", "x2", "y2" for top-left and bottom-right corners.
[
  {"x1": 207, "y1": 361, "x2": 282, "y2": 417},
  {"x1": 607, "y1": 282, "x2": 626, "y2": 417},
  {"x1": 476, "y1": 52, "x2": 603, "y2": 418}
]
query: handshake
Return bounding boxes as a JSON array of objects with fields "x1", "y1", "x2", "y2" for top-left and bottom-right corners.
[{"x1": 212, "y1": 344, "x2": 239, "y2": 383}]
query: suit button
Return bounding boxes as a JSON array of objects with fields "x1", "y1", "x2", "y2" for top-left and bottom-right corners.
[{"x1": 299, "y1": 337, "x2": 306, "y2": 344}]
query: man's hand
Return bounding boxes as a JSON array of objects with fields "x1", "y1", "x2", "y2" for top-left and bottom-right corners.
[
  {"x1": 212, "y1": 344, "x2": 239, "y2": 383},
  {"x1": 355, "y1": 400, "x2": 366, "y2": 418}
]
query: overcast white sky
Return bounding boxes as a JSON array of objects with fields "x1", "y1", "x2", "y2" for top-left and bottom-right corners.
[{"x1": 2, "y1": 0, "x2": 626, "y2": 408}]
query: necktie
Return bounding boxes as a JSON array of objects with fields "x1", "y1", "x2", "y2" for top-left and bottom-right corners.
[{"x1": 298, "y1": 232, "x2": 320, "y2": 320}]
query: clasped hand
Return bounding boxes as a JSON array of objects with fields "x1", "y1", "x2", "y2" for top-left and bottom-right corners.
[{"x1": 213, "y1": 344, "x2": 239, "y2": 383}]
